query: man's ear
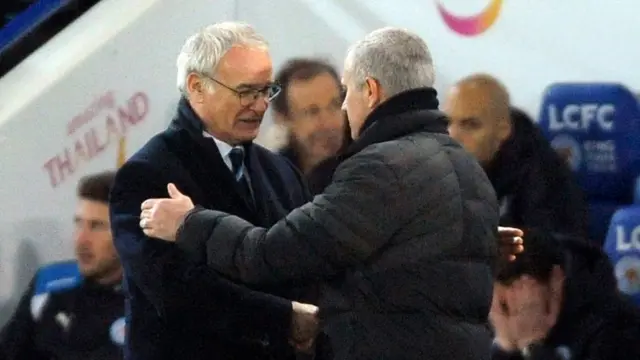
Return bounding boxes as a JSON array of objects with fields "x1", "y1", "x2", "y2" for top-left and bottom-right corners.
[
  {"x1": 186, "y1": 73, "x2": 206, "y2": 103},
  {"x1": 364, "y1": 77, "x2": 383, "y2": 109},
  {"x1": 496, "y1": 111, "x2": 513, "y2": 143}
]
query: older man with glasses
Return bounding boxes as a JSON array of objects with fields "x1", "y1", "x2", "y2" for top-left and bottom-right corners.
[{"x1": 109, "y1": 22, "x2": 320, "y2": 360}]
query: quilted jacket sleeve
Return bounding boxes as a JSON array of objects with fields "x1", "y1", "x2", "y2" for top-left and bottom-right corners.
[{"x1": 176, "y1": 147, "x2": 403, "y2": 284}]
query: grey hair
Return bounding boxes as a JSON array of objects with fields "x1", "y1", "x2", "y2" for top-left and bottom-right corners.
[
  {"x1": 176, "y1": 22, "x2": 269, "y2": 95},
  {"x1": 344, "y1": 27, "x2": 435, "y2": 97}
]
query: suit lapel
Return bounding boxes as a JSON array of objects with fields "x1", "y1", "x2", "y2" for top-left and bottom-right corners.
[
  {"x1": 165, "y1": 98, "x2": 291, "y2": 226},
  {"x1": 246, "y1": 147, "x2": 288, "y2": 227},
  {"x1": 165, "y1": 129, "x2": 256, "y2": 217}
]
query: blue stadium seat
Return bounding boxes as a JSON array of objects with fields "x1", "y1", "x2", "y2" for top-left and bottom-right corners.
[
  {"x1": 538, "y1": 83, "x2": 640, "y2": 242},
  {"x1": 603, "y1": 206, "x2": 640, "y2": 306}
]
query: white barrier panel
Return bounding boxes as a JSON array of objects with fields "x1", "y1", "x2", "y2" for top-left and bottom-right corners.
[
  {"x1": 0, "y1": 0, "x2": 236, "y2": 322},
  {"x1": 239, "y1": 0, "x2": 640, "y2": 116}
]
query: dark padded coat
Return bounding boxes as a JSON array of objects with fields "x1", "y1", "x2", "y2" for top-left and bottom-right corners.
[{"x1": 174, "y1": 88, "x2": 500, "y2": 360}]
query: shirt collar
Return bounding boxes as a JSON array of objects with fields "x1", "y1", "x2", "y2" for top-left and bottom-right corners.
[
  {"x1": 203, "y1": 131, "x2": 235, "y2": 157},
  {"x1": 203, "y1": 131, "x2": 246, "y2": 173}
]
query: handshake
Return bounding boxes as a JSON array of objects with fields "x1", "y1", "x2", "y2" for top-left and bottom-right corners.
[{"x1": 289, "y1": 301, "x2": 321, "y2": 352}]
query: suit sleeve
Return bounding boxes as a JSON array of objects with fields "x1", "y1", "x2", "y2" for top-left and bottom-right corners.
[
  {"x1": 0, "y1": 277, "x2": 42, "y2": 360},
  {"x1": 109, "y1": 160, "x2": 293, "y2": 342},
  {"x1": 176, "y1": 148, "x2": 402, "y2": 284}
]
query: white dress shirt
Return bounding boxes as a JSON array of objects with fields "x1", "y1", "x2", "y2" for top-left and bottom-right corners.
[{"x1": 202, "y1": 132, "x2": 252, "y2": 187}]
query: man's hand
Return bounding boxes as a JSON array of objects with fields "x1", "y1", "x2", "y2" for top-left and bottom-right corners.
[
  {"x1": 140, "y1": 183, "x2": 194, "y2": 241},
  {"x1": 489, "y1": 283, "x2": 517, "y2": 352},
  {"x1": 491, "y1": 269, "x2": 563, "y2": 351},
  {"x1": 290, "y1": 301, "x2": 319, "y2": 352},
  {"x1": 507, "y1": 275, "x2": 562, "y2": 350},
  {"x1": 498, "y1": 227, "x2": 524, "y2": 261}
]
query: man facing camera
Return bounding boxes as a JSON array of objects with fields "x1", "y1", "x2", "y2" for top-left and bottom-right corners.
[
  {"x1": 269, "y1": 58, "x2": 350, "y2": 183},
  {"x1": 109, "y1": 22, "x2": 319, "y2": 360},
  {"x1": 444, "y1": 74, "x2": 589, "y2": 239},
  {"x1": 0, "y1": 171, "x2": 124, "y2": 360}
]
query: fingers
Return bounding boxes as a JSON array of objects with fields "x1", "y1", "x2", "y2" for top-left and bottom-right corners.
[
  {"x1": 500, "y1": 236, "x2": 523, "y2": 246},
  {"x1": 142, "y1": 228, "x2": 153, "y2": 237},
  {"x1": 499, "y1": 234, "x2": 524, "y2": 262},
  {"x1": 499, "y1": 227, "x2": 524, "y2": 237},
  {"x1": 500, "y1": 244, "x2": 524, "y2": 262},
  {"x1": 141, "y1": 199, "x2": 159, "y2": 210},
  {"x1": 491, "y1": 284, "x2": 509, "y2": 316},
  {"x1": 167, "y1": 183, "x2": 184, "y2": 199}
]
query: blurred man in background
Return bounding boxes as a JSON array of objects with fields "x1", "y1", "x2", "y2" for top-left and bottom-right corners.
[
  {"x1": 0, "y1": 171, "x2": 124, "y2": 360},
  {"x1": 490, "y1": 229, "x2": 640, "y2": 359},
  {"x1": 267, "y1": 58, "x2": 351, "y2": 195},
  {"x1": 444, "y1": 74, "x2": 589, "y2": 239}
]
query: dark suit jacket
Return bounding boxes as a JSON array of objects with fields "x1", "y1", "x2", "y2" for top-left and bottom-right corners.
[{"x1": 109, "y1": 98, "x2": 311, "y2": 360}]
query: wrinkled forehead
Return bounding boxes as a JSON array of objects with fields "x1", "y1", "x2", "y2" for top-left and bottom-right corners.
[{"x1": 216, "y1": 46, "x2": 273, "y2": 84}]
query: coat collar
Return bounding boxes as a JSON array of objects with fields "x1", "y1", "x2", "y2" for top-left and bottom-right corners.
[{"x1": 341, "y1": 87, "x2": 447, "y2": 160}]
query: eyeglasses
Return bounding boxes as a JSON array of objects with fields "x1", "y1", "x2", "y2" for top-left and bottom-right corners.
[{"x1": 201, "y1": 75, "x2": 281, "y2": 106}]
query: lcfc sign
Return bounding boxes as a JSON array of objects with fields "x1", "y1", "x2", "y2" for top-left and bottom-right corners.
[
  {"x1": 604, "y1": 207, "x2": 640, "y2": 304},
  {"x1": 538, "y1": 83, "x2": 640, "y2": 200},
  {"x1": 547, "y1": 103, "x2": 615, "y2": 132}
]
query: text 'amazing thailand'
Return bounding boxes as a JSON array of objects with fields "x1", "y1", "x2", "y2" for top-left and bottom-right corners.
[{"x1": 42, "y1": 91, "x2": 150, "y2": 188}]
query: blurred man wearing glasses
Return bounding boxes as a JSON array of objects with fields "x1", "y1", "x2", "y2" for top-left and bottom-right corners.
[{"x1": 109, "y1": 22, "x2": 319, "y2": 360}]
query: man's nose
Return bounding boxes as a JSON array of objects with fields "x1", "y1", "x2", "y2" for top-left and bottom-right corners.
[
  {"x1": 252, "y1": 97, "x2": 269, "y2": 112},
  {"x1": 74, "y1": 227, "x2": 92, "y2": 244},
  {"x1": 447, "y1": 125, "x2": 458, "y2": 139}
]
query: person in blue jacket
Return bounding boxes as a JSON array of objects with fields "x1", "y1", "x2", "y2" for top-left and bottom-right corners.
[{"x1": 0, "y1": 171, "x2": 124, "y2": 360}]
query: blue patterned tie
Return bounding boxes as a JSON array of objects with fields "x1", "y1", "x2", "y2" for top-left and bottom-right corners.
[
  {"x1": 229, "y1": 147, "x2": 245, "y2": 181},
  {"x1": 229, "y1": 147, "x2": 254, "y2": 205}
]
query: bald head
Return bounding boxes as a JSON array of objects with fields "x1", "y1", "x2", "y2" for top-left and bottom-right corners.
[{"x1": 444, "y1": 74, "x2": 513, "y2": 164}]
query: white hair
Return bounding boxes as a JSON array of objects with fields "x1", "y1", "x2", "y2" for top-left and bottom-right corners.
[
  {"x1": 176, "y1": 22, "x2": 269, "y2": 95},
  {"x1": 344, "y1": 27, "x2": 435, "y2": 97}
]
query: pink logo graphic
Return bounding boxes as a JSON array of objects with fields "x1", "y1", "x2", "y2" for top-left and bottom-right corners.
[{"x1": 437, "y1": 0, "x2": 503, "y2": 37}]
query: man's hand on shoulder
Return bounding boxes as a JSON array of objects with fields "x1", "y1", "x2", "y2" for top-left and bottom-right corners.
[
  {"x1": 140, "y1": 183, "x2": 194, "y2": 241},
  {"x1": 289, "y1": 301, "x2": 319, "y2": 352}
]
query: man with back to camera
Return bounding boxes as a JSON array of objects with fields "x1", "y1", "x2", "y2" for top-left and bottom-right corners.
[
  {"x1": 444, "y1": 74, "x2": 589, "y2": 240},
  {"x1": 138, "y1": 26, "x2": 506, "y2": 360},
  {"x1": 109, "y1": 22, "x2": 321, "y2": 360},
  {"x1": 0, "y1": 171, "x2": 124, "y2": 360}
]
